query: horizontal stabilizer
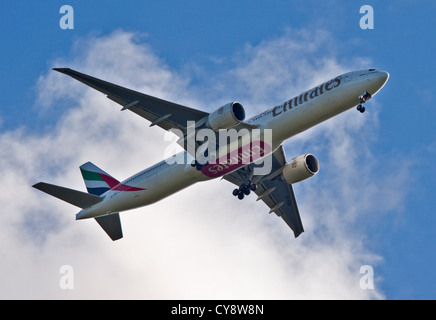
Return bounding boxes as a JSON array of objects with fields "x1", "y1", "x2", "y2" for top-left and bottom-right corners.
[
  {"x1": 95, "y1": 213, "x2": 123, "y2": 241},
  {"x1": 33, "y1": 182, "x2": 103, "y2": 209}
]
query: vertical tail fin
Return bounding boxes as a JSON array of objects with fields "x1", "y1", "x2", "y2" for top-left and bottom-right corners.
[
  {"x1": 80, "y1": 163, "x2": 124, "y2": 241},
  {"x1": 80, "y1": 162, "x2": 120, "y2": 196}
]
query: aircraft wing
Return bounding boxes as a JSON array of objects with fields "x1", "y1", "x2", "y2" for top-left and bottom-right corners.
[
  {"x1": 53, "y1": 68, "x2": 208, "y2": 133},
  {"x1": 223, "y1": 146, "x2": 304, "y2": 237}
]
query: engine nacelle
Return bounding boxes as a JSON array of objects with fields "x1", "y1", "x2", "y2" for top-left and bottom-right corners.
[
  {"x1": 207, "y1": 102, "x2": 245, "y2": 131},
  {"x1": 282, "y1": 154, "x2": 319, "y2": 184}
]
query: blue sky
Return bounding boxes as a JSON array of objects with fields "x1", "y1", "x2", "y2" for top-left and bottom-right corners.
[{"x1": 1, "y1": 1, "x2": 435, "y2": 299}]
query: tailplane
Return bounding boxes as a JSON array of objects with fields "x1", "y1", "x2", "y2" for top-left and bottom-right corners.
[
  {"x1": 32, "y1": 182, "x2": 103, "y2": 208},
  {"x1": 95, "y1": 213, "x2": 123, "y2": 241},
  {"x1": 33, "y1": 162, "x2": 124, "y2": 241}
]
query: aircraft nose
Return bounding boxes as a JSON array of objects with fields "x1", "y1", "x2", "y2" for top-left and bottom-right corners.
[
  {"x1": 367, "y1": 70, "x2": 389, "y2": 90},
  {"x1": 371, "y1": 70, "x2": 389, "y2": 85},
  {"x1": 378, "y1": 70, "x2": 390, "y2": 84}
]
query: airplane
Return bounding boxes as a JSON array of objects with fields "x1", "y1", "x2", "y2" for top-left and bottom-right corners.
[{"x1": 33, "y1": 67, "x2": 389, "y2": 241}]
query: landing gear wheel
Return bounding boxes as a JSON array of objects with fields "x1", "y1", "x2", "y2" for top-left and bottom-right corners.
[
  {"x1": 357, "y1": 104, "x2": 366, "y2": 113},
  {"x1": 241, "y1": 180, "x2": 251, "y2": 190},
  {"x1": 232, "y1": 180, "x2": 256, "y2": 199}
]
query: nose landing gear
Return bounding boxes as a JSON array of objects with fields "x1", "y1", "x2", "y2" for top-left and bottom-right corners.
[
  {"x1": 357, "y1": 91, "x2": 372, "y2": 113},
  {"x1": 357, "y1": 104, "x2": 366, "y2": 113}
]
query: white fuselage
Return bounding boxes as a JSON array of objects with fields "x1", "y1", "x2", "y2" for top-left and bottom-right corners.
[{"x1": 77, "y1": 69, "x2": 389, "y2": 220}]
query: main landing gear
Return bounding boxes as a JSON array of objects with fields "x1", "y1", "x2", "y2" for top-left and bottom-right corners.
[
  {"x1": 357, "y1": 91, "x2": 372, "y2": 113},
  {"x1": 232, "y1": 180, "x2": 257, "y2": 200}
]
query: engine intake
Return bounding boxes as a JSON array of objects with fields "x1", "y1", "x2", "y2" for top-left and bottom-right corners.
[
  {"x1": 282, "y1": 154, "x2": 319, "y2": 184},
  {"x1": 207, "y1": 102, "x2": 245, "y2": 131}
]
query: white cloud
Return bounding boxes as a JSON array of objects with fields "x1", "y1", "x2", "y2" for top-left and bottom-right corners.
[
  {"x1": 200, "y1": 28, "x2": 371, "y2": 114},
  {"x1": 0, "y1": 29, "x2": 405, "y2": 299}
]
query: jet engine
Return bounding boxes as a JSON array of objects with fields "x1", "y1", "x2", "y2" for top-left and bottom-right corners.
[
  {"x1": 206, "y1": 102, "x2": 245, "y2": 131},
  {"x1": 282, "y1": 154, "x2": 319, "y2": 184}
]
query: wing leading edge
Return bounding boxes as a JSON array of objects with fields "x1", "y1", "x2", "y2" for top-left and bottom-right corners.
[{"x1": 53, "y1": 68, "x2": 208, "y2": 133}]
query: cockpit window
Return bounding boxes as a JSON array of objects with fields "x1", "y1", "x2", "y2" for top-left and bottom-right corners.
[{"x1": 368, "y1": 68, "x2": 376, "y2": 71}]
